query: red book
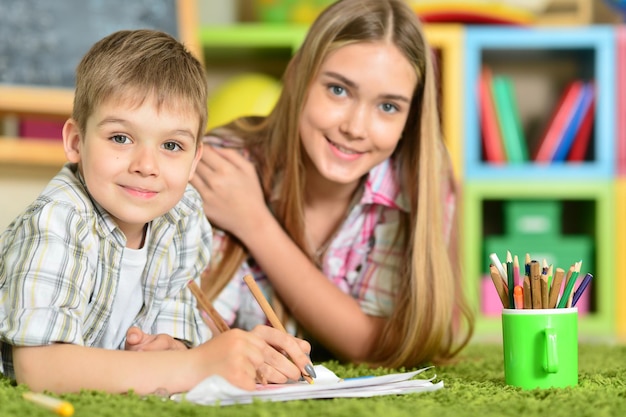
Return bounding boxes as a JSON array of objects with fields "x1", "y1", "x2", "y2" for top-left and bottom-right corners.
[
  {"x1": 567, "y1": 83, "x2": 595, "y2": 162},
  {"x1": 478, "y1": 67, "x2": 506, "y2": 164},
  {"x1": 533, "y1": 81, "x2": 584, "y2": 163}
]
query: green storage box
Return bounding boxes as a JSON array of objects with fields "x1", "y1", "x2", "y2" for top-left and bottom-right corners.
[{"x1": 505, "y1": 200, "x2": 561, "y2": 237}]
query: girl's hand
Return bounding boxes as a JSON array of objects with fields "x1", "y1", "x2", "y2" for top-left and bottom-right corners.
[
  {"x1": 190, "y1": 145, "x2": 269, "y2": 239},
  {"x1": 124, "y1": 326, "x2": 188, "y2": 351}
]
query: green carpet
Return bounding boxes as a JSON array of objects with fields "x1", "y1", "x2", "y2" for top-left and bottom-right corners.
[{"x1": 1, "y1": 343, "x2": 625, "y2": 417}]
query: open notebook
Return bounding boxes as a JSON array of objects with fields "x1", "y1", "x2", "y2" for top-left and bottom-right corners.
[{"x1": 171, "y1": 365, "x2": 443, "y2": 406}]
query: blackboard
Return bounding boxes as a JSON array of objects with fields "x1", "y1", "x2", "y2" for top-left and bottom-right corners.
[{"x1": 0, "y1": 0, "x2": 199, "y2": 89}]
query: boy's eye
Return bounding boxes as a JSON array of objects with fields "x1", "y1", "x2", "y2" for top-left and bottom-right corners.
[
  {"x1": 111, "y1": 134, "x2": 131, "y2": 144},
  {"x1": 163, "y1": 141, "x2": 182, "y2": 152}
]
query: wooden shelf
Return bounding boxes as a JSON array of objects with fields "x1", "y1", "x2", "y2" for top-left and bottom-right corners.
[
  {"x1": 0, "y1": 86, "x2": 73, "y2": 118},
  {"x1": 0, "y1": 139, "x2": 66, "y2": 168}
]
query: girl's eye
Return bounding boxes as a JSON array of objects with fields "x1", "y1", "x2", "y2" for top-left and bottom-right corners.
[
  {"x1": 111, "y1": 134, "x2": 131, "y2": 144},
  {"x1": 380, "y1": 103, "x2": 399, "y2": 114},
  {"x1": 163, "y1": 141, "x2": 182, "y2": 152},
  {"x1": 329, "y1": 84, "x2": 346, "y2": 96}
]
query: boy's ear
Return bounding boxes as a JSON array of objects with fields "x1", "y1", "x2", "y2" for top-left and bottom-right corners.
[
  {"x1": 188, "y1": 141, "x2": 203, "y2": 181},
  {"x1": 62, "y1": 119, "x2": 82, "y2": 163}
]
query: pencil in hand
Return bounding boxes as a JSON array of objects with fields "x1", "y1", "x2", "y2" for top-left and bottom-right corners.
[
  {"x1": 187, "y1": 279, "x2": 267, "y2": 385},
  {"x1": 242, "y1": 274, "x2": 316, "y2": 384},
  {"x1": 188, "y1": 280, "x2": 229, "y2": 333}
]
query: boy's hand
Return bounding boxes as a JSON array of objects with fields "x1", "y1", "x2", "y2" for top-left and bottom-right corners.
[
  {"x1": 249, "y1": 325, "x2": 314, "y2": 384},
  {"x1": 124, "y1": 326, "x2": 188, "y2": 351},
  {"x1": 192, "y1": 327, "x2": 312, "y2": 391}
]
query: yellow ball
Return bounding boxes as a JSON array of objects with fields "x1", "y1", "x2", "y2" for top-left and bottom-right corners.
[{"x1": 207, "y1": 73, "x2": 282, "y2": 130}]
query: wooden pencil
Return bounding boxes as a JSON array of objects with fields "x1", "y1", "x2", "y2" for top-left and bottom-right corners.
[
  {"x1": 489, "y1": 252, "x2": 508, "y2": 283},
  {"x1": 566, "y1": 261, "x2": 582, "y2": 308},
  {"x1": 23, "y1": 392, "x2": 74, "y2": 417},
  {"x1": 188, "y1": 280, "x2": 229, "y2": 332},
  {"x1": 489, "y1": 264, "x2": 509, "y2": 308},
  {"x1": 243, "y1": 274, "x2": 314, "y2": 384},
  {"x1": 506, "y1": 251, "x2": 514, "y2": 308},
  {"x1": 530, "y1": 261, "x2": 542, "y2": 309},
  {"x1": 548, "y1": 267, "x2": 565, "y2": 309},
  {"x1": 572, "y1": 272, "x2": 593, "y2": 307},
  {"x1": 187, "y1": 280, "x2": 267, "y2": 384},
  {"x1": 558, "y1": 262, "x2": 581, "y2": 308},
  {"x1": 523, "y1": 276, "x2": 532, "y2": 309},
  {"x1": 513, "y1": 255, "x2": 522, "y2": 287},
  {"x1": 547, "y1": 264, "x2": 554, "y2": 289},
  {"x1": 562, "y1": 264, "x2": 575, "y2": 299},
  {"x1": 540, "y1": 271, "x2": 549, "y2": 309},
  {"x1": 513, "y1": 285, "x2": 524, "y2": 309},
  {"x1": 524, "y1": 253, "x2": 531, "y2": 276}
]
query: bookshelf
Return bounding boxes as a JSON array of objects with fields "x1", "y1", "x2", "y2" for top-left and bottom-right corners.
[
  {"x1": 462, "y1": 25, "x2": 617, "y2": 339},
  {"x1": 618, "y1": 27, "x2": 626, "y2": 175},
  {"x1": 616, "y1": 180, "x2": 626, "y2": 342},
  {"x1": 617, "y1": 27, "x2": 626, "y2": 341}
]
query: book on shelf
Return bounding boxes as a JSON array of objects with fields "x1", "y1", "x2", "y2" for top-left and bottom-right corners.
[
  {"x1": 551, "y1": 82, "x2": 595, "y2": 162},
  {"x1": 18, "y1": 118, "x2": 64, "y2": 141},
  {"x1": 567, "y1": 83, "x2": 595, "y2": 162},
  {"x1": 491, "y1": 75, "x2": 528, "y2": 163},
  {"x1": 533, "y1": 80, "x2": 584, "y2": 163},
  {"x1": 477, "y1": 67, "x2": 506, "y2": 164}
]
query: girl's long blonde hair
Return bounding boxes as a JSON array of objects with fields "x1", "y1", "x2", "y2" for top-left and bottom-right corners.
[{"x1": 203, "y1": 0, "x2": 474, "y2": 368}]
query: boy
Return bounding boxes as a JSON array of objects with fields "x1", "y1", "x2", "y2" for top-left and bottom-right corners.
[{"x1": 0, "y1": 29, "x2": 312, "y2": 394}]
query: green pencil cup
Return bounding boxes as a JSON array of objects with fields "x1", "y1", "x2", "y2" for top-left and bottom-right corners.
[{"x1": 501, "y1": 308, "x2": 578, "y2": 389}]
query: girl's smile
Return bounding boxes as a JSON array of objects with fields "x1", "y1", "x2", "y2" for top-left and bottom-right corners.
[{"x1": 299, "y1": 41, "x2": 417, "y2": 191}]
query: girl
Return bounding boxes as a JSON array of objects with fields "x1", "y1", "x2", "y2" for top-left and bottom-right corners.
[{"x1": 191, "y1": 0, "x2": 474, "y2": 368}]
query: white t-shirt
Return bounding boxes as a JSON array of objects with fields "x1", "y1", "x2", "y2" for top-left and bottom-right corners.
[{"x1": 99, "y1": 230, "x2": 148, "y2": 349}]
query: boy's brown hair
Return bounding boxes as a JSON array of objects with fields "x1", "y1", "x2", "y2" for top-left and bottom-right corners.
[{"x1": 72, "y1": 29, "x2": 207, "y2": 143}]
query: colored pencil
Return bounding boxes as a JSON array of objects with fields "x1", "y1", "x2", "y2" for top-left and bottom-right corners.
[
  {"x1": 558, "y1": 262, "x2": 581, "y2": 308},
  {"x1": 243, "y1": 274, "x2": 314, "y2": 384},
  {"x1": 572, "y1": 273, "x2": 593, "y2": 307},
  {"x1": 530, "y1": 260, "x2": 542, "y2": 309},
  {"x1": 523, "y1": 276, "x2": 532, "y2": 309},
  {"x1": 490, "y1": 264, "x2": 509, "y2": 308},
  {"x1": 23, "y1": 392, "x2": 74, "y2": 417},
  {"x1": 489, "y1": 252, "x2": 508, "y2": 283},
  {"x1": 513, "y1": 285, "x2": 524, "y2": 309},
  {"x1": 548, "y1": 267, "x2": 565, "y2": 309},
  {"x1": 506, "y1": 251, "x2": 514, "y2": 308},
  {"x1": 513, "y1": 255, "x2": 522, "y2": 287},
  {"x1": 547, "y1": 264, "x2": 554, "y2": 289},
  {"x1": 540, "y1": 269, "x2": 549, "y2": 309},
  {"x1": 187, "y1": 280, "x2": 267, "y2": 384},
  {"x1": 188, "y1": 280, "x2": 229, "y2": 333}
]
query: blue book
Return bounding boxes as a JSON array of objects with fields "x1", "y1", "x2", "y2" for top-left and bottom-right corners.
[{"x1": 551, "y1": 82, "x2": 594, "y2": 162}]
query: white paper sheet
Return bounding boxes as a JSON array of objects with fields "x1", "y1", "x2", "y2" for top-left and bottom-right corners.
[{"x1": 171, "y1": 365, "x2": 443, "y2": 406}]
